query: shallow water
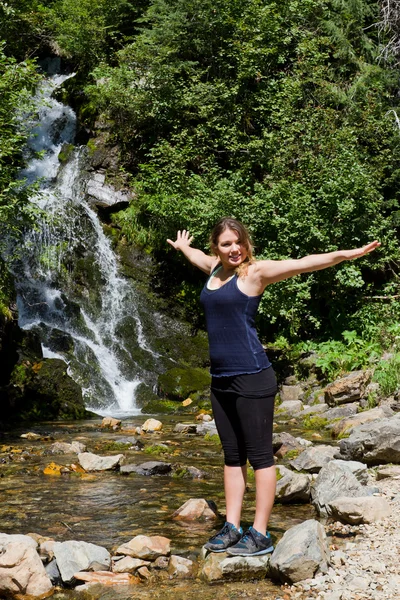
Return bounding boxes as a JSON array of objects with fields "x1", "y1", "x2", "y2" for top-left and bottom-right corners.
[{"x1": 0, "y1": 415, "x2": 318, "y2": 599}]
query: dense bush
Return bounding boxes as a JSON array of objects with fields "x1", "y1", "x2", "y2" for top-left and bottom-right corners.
[{"x1": 86, "y1": 0, "x2": 400, "y2": 339}]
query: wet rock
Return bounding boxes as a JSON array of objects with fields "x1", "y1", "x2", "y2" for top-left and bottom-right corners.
[
  {"x1": 280, "y1": 385, "x2": 303, "y2": 402},
  {"x1": 74, "y1": 570, "x2": 139, "y2": 584},
  {"x1": 78, "y1": 451, "x2": 124, "y2": 471},
  {"x1": 53, "y1": 540, "x2": 110, "y2": 584},
  {"x1": 168, "y1": 555, "x2": 195, "y2": 579},
  {"x1": 324, "y1": 370, "x2": 372, "y2": 406},
  {"x1": 338, "y1": 413, "x2": 400, "y2": 465},
  {"x1": 101, "y1": 417, "x2": 122, "y2": 430},
  {"x1": 142, "y1": 418, "x2": 163, "y2": 432},
  {"x1": 328, "y1": 496, "x2": 391, "y2": 524},
  {"x1": 116, "y1": 535, "x2": 171, "y2": 560},
  {"x1": 290, "y1": 445, "x2": 338, "y2": 473},
  {"x1": 173, "y1": 423, "x2": 197, "y2": 434},
  {"x1": 137, "y1": 565, "x2": 152, "y2": 579},
  {"x1": 197, "y1": 420, "x2": 218, "y2": 436},
  {"x1": 0, "y1": 534, "x2": 53, "y2": 597},
  {"x1": 152, "y1": 555, "x2": 169, "y2": 569},
  {"x1": 85, "y1": 172, "x2": 132, "y2": 209},
  {"x1": 201, "y1": 552, "x2": 270, "y2": 582},
  {"x1": 269, "y1": 519, "x2": 330, "y2": 584},
  {"x1": 275, "y1": 465, "x2": 311, "y2": 503},
  {"x1": 21, "y1": 432, "x2": 41, "y2": 440},
  {"x1": 111, "y1": 556, "x2": 150, "y2": 573},
  {"x1": 277, "y1": 400, "x2": 304, "y2": 415},
  {"x1": 171, "y1": 498, "x2": 219, "y2": 521},
  {"x1": 48, "y1": 441, "x2": 86, "y2": 454},
  {"x1": 157, "y1": 367, "x2": 211, "y2": 401},
  {"x1": 311, "y1": 460, "x2": 377, "y2": 516},
  {"x1": 331, "y1": 406, "x2": 393, "y2": 438},
  {"x1": 120, "y1": 461, "x2": 172, "y2": 476},
  {"x1": 115, "y1": 436, "x2": 144, "y2": 450}
]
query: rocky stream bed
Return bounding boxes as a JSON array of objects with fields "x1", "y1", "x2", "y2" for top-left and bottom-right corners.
[{"x1": 1, "y1": 369, "x2": 400, "y2": 600}]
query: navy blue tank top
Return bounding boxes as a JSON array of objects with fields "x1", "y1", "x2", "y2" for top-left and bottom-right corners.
[{"x1": 200, "y1": 271, "x2": 271, "y2": 377}]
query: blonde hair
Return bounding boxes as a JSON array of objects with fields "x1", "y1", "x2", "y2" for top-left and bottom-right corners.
[{"x1": 209, "y1": 217, "x2": 255, "y2": 277}]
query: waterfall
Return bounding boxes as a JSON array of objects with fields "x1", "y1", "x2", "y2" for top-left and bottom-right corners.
[{"x1": 13, "y1": 71, "x2": 160, "y2": 417}]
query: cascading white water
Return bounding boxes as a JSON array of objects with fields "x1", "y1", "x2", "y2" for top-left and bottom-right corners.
[{"x1": 14, "y1": 72, "x2": 159, "y2": 416}]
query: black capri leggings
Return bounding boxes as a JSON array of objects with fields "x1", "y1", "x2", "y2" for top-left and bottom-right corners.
[{"x1": 210, "y1": 367, "x2": 277, "y2": 471}]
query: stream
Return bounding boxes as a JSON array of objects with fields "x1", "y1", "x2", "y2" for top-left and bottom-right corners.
[{"x1": 0, "y1": 414, "x2": 319, "y2": 599}]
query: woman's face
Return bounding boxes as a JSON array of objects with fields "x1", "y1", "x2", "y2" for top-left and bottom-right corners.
[{"x1": 216, "y1": 228, "x2": 248, "y2": 269}]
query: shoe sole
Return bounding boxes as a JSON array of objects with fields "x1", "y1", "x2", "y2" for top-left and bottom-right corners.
[{"x1": 226, "y1": 546, "x2": 274, "y2": 557}]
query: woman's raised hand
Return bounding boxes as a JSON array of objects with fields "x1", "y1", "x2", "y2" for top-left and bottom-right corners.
[
  {"x1": 342, "y1": 240, "x2": 381, "y2": 261},
  {"x1": 167, "y1": 230, "x2": 194, "y2": 251}
]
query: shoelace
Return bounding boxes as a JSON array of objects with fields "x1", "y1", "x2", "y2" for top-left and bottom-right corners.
[
  {"x1": 240, "y1": 529, "x2": 257, "y2": 545},
  {"x1": 209, "y1": 523, "x2": 231, "y2": 542}
]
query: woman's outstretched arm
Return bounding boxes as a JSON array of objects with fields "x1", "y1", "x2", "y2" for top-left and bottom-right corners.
[
  {"x1": 257, "y1": 241, "x2": 381, "y2": 286},
  {"x1": 167, "y1": 230, "x2": 216, "y2": 275}
]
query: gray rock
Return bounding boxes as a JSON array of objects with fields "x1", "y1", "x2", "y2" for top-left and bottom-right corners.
[
  {"x1": 290, "y1": 445, "x2": 338, "y2": 473},
  {"x1": 173, "y1": 423, "x2": 198, "y2": 434},
  {"x1": 301, "y1": 404, "x2": 329, "y2": 416},
  {"x1": 269, "y1": 519, "x2": 330, "y2": 584},
  {"x1": 311, "y1": 460, "x2": 377, "y2": 516},
  {"x1": 338, "y1": 413, "x2": 400, "y2": 465},
  {"x1": 86, "y1": 172, "x2": 131, "y2": 208},
  {"x1": 280, "y1": 385, "x2": 303, "y2": 402},
  {"x1": 45, "y1": 558, "x2": 62, "y2": 585},
  {"x1": 201, "y1": 552, "x2": 270, "y2": 582},
  {"x1": 328, "y1": 495, "x2": 391, "y2": 524},
  {"x1": 277, "y1": 400, "x2": 304, "y2": 415},
  {"x1": 330, "y1": 406, "x2": 393, "y2": 438},
  {"x1": 120, "y1": 461, "x2": 172, "y2": 476},
  {"x1": 325, "y1": 403, "x2": 360, "y2": 422},
  {"x1": 48, "y1": 441, "x2": 87, "y2": 454},
  {"x1": 333, "y1": 459, "x2": 368, "y2": 484},
  {"x1": 53, "y1": 540, "x2": 111, "y2": 584},
  {"x1": 168, "y1": 555, "x2": 195, "y2": 579},
  {"x1": 197, "y1": 420, "x2": 218, "y2": 436},
  {"x1": 78, "y1": 452, "x2": 124, "y2": 471},
  {"x1": 273, "y1": 432, "x2": 306, "y2": 459},
  {"x1": 275, "y1": 465, "x2": 311, "y2": 503}
]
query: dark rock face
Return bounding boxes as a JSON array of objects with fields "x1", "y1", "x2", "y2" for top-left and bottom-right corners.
[{"x1": 7, "y1": 357, "x2": 87, "y2": 421}]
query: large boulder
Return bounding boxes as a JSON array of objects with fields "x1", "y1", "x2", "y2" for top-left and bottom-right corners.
[
  {"x1": 311, "y1": 460, "x2": 377, "y2": 516},
  {"x1": 324, "y1": 371, "x2": 371, "y2": 406},
  {"x1": 0, "y1": 534, "x2": 53, "y2": 598},
  {"x1": 275, "y1": 465, "x2": 311, "y2": 503},
  {"x1": 338, "y1": 413, "x2": 400, "y2": 465},
  {"x1": 157, "y1": 367, "x2": 211, "y2": 401},
  {"x1": 269, "y1": 520, "x2": 330, "y2": 584}
]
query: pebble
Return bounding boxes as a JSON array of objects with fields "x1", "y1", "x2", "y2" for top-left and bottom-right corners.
[{"x1": 282, "y1": 474, "x2": 400, "y2": 600}]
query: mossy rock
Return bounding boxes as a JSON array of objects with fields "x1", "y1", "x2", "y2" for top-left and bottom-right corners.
[
  {"x1": 157, "y1": 367, "x2": 211, "y2": 401},
  {"x1": 6, "y1": 358, "x2": 88, "y2": 421},
  {"x1": 58, "y1": 143, "x2": 74, "y2": 163}
]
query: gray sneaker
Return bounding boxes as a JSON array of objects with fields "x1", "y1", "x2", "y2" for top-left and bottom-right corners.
[
  {"x1": 226, "y1": 526, "x2": 274, "y2": 556},
  {"x1": 204, "y1": 522, "x2": 243, "y2": 553}
]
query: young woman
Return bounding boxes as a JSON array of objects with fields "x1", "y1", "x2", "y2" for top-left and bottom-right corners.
[{"x1": 167, "y1": 217, "x2": 379, "y2": 557}]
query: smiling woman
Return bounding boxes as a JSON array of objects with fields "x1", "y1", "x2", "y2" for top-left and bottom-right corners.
[{"x1": 167, "y1": 216, "x2": 380, "y2": 557}]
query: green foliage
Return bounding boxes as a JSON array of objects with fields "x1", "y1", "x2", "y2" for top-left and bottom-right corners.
[
  {"x1": 143, "y1": 443, "x2": 169, "y2": 455},
  {"x1": 87, "y1": 0, "x2": 400, "y2": 339},
  {"x1": 204, "y1": 432, "x2": 220, "y2": 444},
  {"x1": 301, "y1": 330, "x2": 381, "y2": 380},
  {"x1": 373, "y1": 353, "x2": 400, "y2": 397},
  {"x1": 302, "y1": 415, "x2": 328, "y2": 430}
]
